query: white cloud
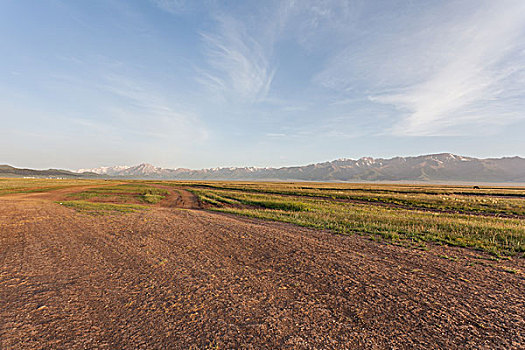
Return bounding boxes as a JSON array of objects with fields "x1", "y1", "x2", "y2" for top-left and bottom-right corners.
[
  {"x1": 198, "y1": 16, "x2": 275, "y2": 104},
  {"x1": 316, "y1": 1, "x2": 525, "y2": 136},
  {"x1": 195, "y1": 1, "x2": 360, "y2": 104},
  {"x1": 385, "y1": 2, "x2": 525, "y2": 135}
]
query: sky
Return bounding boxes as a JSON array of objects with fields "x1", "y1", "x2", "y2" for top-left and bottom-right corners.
[{"x1": 1, "y1": 0, "x2": 525, "y2": 170}]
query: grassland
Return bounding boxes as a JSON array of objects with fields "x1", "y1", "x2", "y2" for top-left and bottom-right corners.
[
  {"x1": 179, "y1": 181, "x2": 525, "y2": 257},
  {"x1": 66, "y1": 183, "x2": 170, "y2": 204},
  {"x1": 179, "y1": 182, "x2": 525, "y2": 217},
  {"x1": 4, "y1": 180, "x2": 523, "y2": 348},
  {"x1": 3, "y1": 178, "x2": 524, "y2": 257},
  {"x1": 0, "y1": 178, "x2": 107, "y2": 196},
  {"x1": 58, "y1": 183, "x2": 171, "y2": 214},
  {"x1": 0, "y1": 178, "x2": 170, "y2": 214}
]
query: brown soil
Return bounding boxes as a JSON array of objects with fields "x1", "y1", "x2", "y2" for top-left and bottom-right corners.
[
  {"x1": 0, "y1": 183, "x2": 126, "y2": 202},
  {"x1": 151, "y1": 185, "x2": 203, "y2": 210},
  {"x1": 0, "y1": 188, "x2": 524, "y2": 349}
]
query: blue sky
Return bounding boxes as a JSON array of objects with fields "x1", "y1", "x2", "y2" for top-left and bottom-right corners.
[{"x1": 1, "y1": 0, "x2": 525, "y2": 170}]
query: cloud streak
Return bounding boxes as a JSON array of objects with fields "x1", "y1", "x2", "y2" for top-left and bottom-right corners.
[
  {"x1": 383, "y1": 2, "x2": 525, "y2": 135},
  {"x1": 195, "y1": 0, "x2": 360, "y2": 105},
  {"x1": 198, "y1": 16, "x2": 275, "y2": 104},
  {"x1": 5, "y1": 0, "x2": 525, "y2": 169},
  {"x1": 317, "y1": 0, "x2": 525, "y2": 136}
]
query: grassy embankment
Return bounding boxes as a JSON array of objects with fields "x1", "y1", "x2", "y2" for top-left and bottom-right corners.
[{"x1": 180, "y1": 182, "x2": 525, "y2": 257}]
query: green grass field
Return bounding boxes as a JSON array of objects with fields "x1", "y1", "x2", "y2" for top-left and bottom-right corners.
[
  {"x1": 66, "y1": 183, "x2": 170, "y2": 204},
  {"x1": 179, "y1": 181, "x2": 525, "y2": 257},
  {"x1": 3, "y1": 178, "x2": 524, "y2": 257}
]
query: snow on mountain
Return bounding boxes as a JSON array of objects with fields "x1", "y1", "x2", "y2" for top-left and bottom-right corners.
[
  {"x1": 74, "y1": 154, "x2": 525, "y2": 182},
  {"x1": 75, "y1": 165, "x2": 130, "y2": 175}
]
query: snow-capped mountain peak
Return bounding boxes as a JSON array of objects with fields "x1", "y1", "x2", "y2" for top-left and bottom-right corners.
[
  {"x1": 74, "y1": 154, "x2": 525, "y2": 182},
  {"x1": 75, "y1": 165, "x2": 129, "y2": 175}
]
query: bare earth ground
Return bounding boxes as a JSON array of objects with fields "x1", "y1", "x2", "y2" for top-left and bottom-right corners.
[{"x1": 0, "y1": 187, "x2": 524, "y2": 349}]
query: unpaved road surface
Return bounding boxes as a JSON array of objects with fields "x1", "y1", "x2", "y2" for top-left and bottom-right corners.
[{"x1": 0, "y1": 189, "x2": 524, "y2": 349}]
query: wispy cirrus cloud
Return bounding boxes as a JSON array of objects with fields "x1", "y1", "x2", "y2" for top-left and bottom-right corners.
[
  {"x1": 151, "y1": 1, "x2": 525, "y2": 139},
  {"x1": 380, "y1": 2, "x2": 525, "y2": 136},
  {"x1": 316, "y1": 0, "x2": 525, "y2": 136},
  {"x1": 195, "y1": 0, "x2": 360, "y2": 105},
  {"x1": 198, "y1": 16, "x2": 276, "y2": 104}
]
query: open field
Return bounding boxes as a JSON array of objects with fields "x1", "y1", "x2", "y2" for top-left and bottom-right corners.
[
  {"x1": 0, "y1": 178, "x2": 109, "y2": 196},
  {"x1": 179, "y1": 181, "x2": 525, "y2": 257},
  {"x1": 1, "y1": 178, "x2": 524, "y2": 348}
]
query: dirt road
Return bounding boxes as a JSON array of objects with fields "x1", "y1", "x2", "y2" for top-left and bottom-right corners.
[{"x1": 0, "y1": 191, "x2": 524, "y2": 349}]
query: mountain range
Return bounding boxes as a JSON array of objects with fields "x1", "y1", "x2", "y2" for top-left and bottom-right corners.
[
  {"x1": 3, "y1": 154, "x2": 525, "y2": 182},
  {"x1": 77, "y1": 153, "x2": 525, "y2": 182},
  {"x1": 0, "y1": 165, "x2": 91, "y2": 178}
]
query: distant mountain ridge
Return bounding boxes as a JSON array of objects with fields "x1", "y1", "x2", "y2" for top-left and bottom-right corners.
[
  {"x1": 0, "y1": 164, "x2": 92, "y2": 178},
  {"x1": 69, "y1": 153, "x2": 525, "y2": 182}
]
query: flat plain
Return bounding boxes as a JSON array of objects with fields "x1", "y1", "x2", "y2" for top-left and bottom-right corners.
[{"x1": 0, "y1": 178, "x2": 524, "y2": 349}]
